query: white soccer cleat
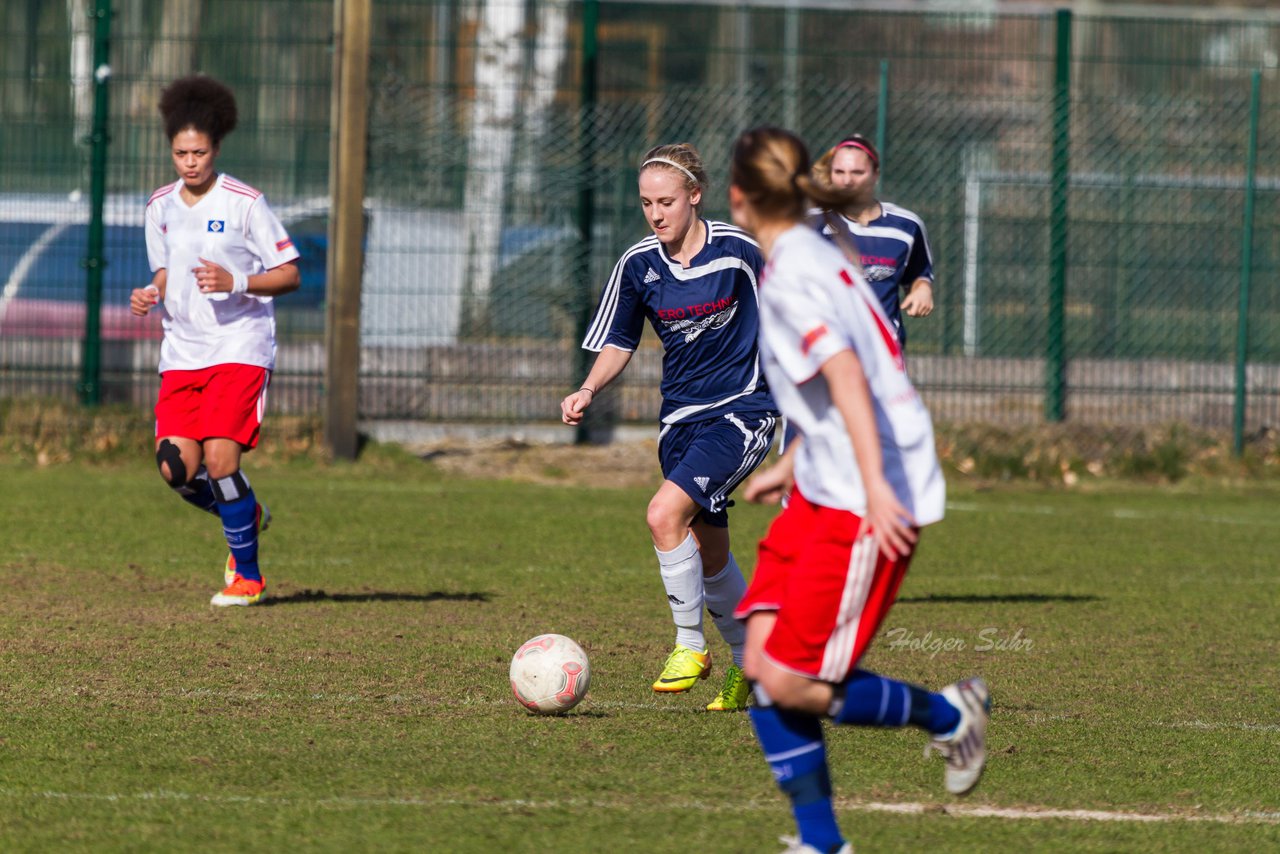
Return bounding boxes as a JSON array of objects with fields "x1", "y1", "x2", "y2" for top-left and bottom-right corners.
[
  {"x1": 925, "y1": 676, "x2": 990, "y2": 796},
  {"x1": 779, "y1": 835, "x2": 852, "y2": 854}
]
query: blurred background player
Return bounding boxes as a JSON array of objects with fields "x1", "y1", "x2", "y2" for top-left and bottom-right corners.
[
  {"x1": 812, "y1": 134, "x2": 934, "y2": 348},
  {"x1": 728, "y1": 126, "x2": 988, "y2": 854},
  {"x1": 561, "y1": 143, "x2": 778, "y2": 711},
  {"x1": 129, "y1": 75, "x2": 300, "y2": 606}
]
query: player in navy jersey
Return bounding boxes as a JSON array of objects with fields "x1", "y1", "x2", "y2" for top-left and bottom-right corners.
[
  {"x1": 561, "y1": 143, "x2": 778, "y2": 712},
  {"x1": 811, "y1": 134, "x2": 934, "y2": 348},
  {"x1": 729, "y1": 127, "x2": 987, "y2": 854},
  {"x1": 128, "y1": 76, "x2": 300, "y2": 606}
]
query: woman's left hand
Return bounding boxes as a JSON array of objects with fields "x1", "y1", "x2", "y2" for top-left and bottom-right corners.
[
  {"x1": 194, "y1": 257, "x2": 231, "y2": 294},
  {"x1": 902, "y1": 280, "x2": 933, "y2": 317}
]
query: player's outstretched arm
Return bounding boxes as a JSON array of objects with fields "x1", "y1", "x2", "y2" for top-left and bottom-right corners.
[
  {"x1": 561, "y1": 346, "x2": 632, "y2": 426},
  {"x1": 821, "y1": 348, "x2": 917, "y2": 558}
]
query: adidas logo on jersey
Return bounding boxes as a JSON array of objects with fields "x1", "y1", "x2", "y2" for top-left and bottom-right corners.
[
  {"x1": 643, "y1": 267, "x2": 660, "y2": 284},
  {"x1": 694, "y1": 476, "x2": 710, "y2": 493}
]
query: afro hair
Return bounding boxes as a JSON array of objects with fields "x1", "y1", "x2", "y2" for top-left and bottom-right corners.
[{"x1": 158, "y1": 75, "x2": 238, "y2": 144}]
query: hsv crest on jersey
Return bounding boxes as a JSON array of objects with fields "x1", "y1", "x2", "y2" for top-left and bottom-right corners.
[{"x1": 207, "y1": 220, "x2": 225, "y2": 232}]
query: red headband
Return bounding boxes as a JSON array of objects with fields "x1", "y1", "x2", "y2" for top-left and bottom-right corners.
[{"x1": 836, "y1": 139, "x2": 879, "y2": 169}]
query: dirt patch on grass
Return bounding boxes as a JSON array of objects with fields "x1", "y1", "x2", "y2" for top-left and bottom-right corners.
[{"x1": 413, "y1": 438, "x2": 663, "y2": 490}]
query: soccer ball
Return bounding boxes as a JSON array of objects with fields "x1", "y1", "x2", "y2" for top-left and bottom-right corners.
[{"x1": 509, "y1": 633, "x2": 591, "y2": 714}]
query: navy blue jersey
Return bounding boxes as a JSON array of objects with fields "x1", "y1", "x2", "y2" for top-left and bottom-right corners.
[
  {"x1": 816, "y1": 202, "x2": 933, "y2": 346},
  {"x1": 583, "y1": 219, "x2": 777, "y2": 425}
]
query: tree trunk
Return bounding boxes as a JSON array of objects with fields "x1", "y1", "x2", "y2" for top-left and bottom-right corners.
[
  {"x1": 128, "y1": 0, "x2": 204, "y2": 118},
  {"x1": 460, "y1": 0, "x2": 526, "y2": 337}
]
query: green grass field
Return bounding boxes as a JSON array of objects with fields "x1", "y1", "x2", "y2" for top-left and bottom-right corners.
[{"x1": 2, "y1": 452, "x2": 1278, "y2": 852}]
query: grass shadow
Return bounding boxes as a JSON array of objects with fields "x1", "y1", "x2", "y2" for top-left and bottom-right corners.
[
  {"x1": 263, "y1": 589, "x2": 492, "y2": 607},
  {"x1": 897, "y1": 593, "x2": 1100, "y2": 604}
]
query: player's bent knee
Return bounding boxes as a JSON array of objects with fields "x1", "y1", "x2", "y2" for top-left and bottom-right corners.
[{"x1": 156, "y1": 439, "x2": 188, "y2": 487}]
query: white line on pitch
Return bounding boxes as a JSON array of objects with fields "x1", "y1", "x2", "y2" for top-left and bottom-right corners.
[
  {"x1": 946, "y1": 500, "x2": 1270, "y2": 527},
  {"x1": 0, "y1": 788, "x2": 1276, "y2": 825},
  {"x1": 845, "y1": 801, "x2": 1280, "y2": 825},
  {"x1": 1161, "y1": 719, "x2": 1280, "y2": 733}
]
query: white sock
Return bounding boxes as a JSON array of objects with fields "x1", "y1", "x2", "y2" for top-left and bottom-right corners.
[
  {"x1": 656, "y1": 532, "x2": 705, "y2": 652},
  {"x1": 704, "y1": 552, "x2": 747, "y2": 667}
]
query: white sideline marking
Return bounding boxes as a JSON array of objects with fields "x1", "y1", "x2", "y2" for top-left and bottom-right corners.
[
  {"x1": 946, "y1": 500, "x2": 1268, "y2": 527},
  {"x1": 0, "y1": 788, "x2": 1276, "y2": 825},
  {"x1": 846, "y1": 801, "x2": 1280, "y2": 825},
  {"x1": 1164, "y1": 720, "x2": 1280, "y2": 734}
]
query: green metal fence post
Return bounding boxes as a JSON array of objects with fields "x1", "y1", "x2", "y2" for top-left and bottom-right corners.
[
  {"x1": 1233, "y1": 69, "x2": 1261, "y2": 456},
  {"x1": 1046, "y1": 8, "x2": 1071, "y2": 422},
  {"x1": 574, "y1": 0, "x2": 599, "y2": 445},
  {"x1": 79, "y1": 0, "x2": 112, "y2": 406},
  {"x1": 875, "y1": 59, "x2": 888, "y2": 190}
]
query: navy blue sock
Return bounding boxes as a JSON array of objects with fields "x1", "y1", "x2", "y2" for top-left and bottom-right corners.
[
  {"x1": 213, "y1": 472, "x2": 262, "y2": 583},
  {"x1": 829, "y1": 669, "x2": 960, "y2": 735},
  {"x1": 749, "y1": 700, "x2": 845, "y2": 854},
  {"x1": 173, "y1": 467, "x2": 218, "y2": 516}
]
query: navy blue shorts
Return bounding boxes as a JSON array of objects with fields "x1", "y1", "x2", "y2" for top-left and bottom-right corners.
[{"x1": 659, "y1": 411, "x2": 778, "y2": 528}]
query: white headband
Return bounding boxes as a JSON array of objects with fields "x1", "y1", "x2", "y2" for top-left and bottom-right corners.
[{"x1": 641, "y1": 157, "x2": 700, "y2": 186}]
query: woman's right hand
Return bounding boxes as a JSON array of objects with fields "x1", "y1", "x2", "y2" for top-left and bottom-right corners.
[
  {"x1": 129, "y1": 284, "x2": 160, "y2": 317},
  {"x1": 560, "y1": 388, "x2": 594, "y2": 425},
  {"x1": 863, "y1": 476, "x2": 917, "y2": 560},
  {"x1": 743, "y1": 461, "x2": 792, "y2": 505}
]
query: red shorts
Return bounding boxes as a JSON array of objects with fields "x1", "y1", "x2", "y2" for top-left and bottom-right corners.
[
  {"x1": 155, "y1": 364, "x2": 271, "y2": 448},
  {"x1": 736, "y1": 489, "x2": 916, "y2": 682}
]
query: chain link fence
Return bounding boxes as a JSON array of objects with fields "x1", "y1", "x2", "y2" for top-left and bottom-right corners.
[{"x1": 2, "y1": 1, "x2": 1279, "y2": 439}]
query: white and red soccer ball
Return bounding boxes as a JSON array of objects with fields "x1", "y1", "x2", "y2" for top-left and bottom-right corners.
[{"x1": 509, "y1": 633, "x2": 591, "y2": 714}]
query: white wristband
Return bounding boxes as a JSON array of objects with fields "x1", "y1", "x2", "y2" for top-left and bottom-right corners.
[{"x1": 231, "y1": 271, "x2": 249, "y2": 295}]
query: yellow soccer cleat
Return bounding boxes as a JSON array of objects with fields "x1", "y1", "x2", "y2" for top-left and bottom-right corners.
[
  {"x1": 706, "y1": 664, "x2": 749, "y2": 711},
  {"x1": 211, "y1": 574, "x2": 267, "y2": 607},
  {"x1": 224, "y1": 503, "x2": 271, "y2": 585},
  {"x1": 652, "y1": 644, "x2": 711, "y2": 693}
]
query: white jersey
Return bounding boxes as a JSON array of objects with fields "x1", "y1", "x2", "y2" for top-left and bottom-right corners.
[
  {"x1": 145, "y1": 173, "x2": 300, "y2": 372},
  {"x1": 759, "y1": 224, "x2": 944, "y2": 524}
]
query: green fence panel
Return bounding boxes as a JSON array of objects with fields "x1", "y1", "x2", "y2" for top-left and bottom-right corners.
[{"x1": 2, "y1": 2, "x2": 1279, "y2": 441}]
